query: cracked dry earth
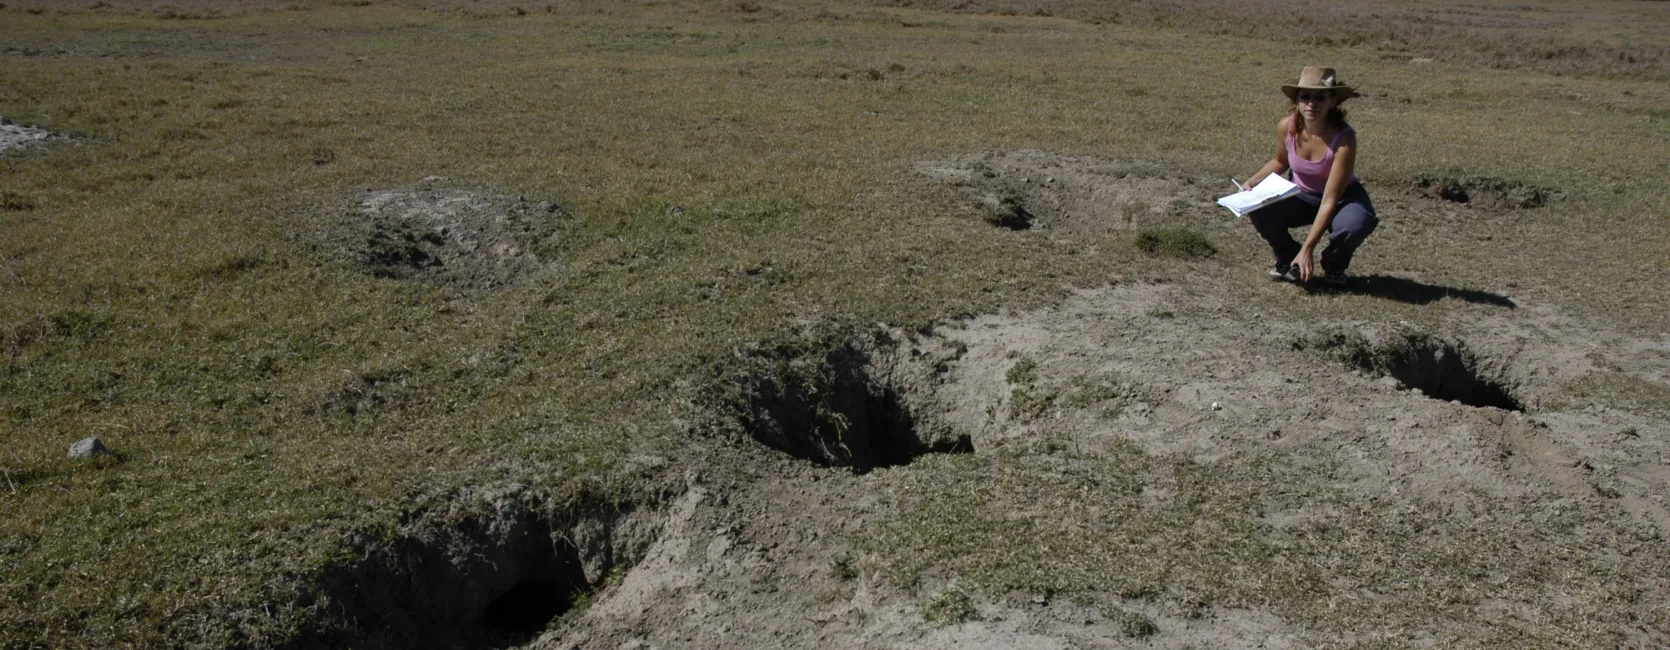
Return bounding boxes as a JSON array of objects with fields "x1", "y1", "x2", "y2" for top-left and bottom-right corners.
[{"x1": 525, "y1": 284, "x2": 1670, "y2": 649}]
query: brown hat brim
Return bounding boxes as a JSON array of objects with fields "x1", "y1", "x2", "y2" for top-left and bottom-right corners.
[{"x1": 1282, "y1": 84, "x2": 1360, "y2": 101}]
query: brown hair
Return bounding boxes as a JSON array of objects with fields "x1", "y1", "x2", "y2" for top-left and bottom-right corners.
[{"x1": 1288, "y1": 95, "x2": 1348, "y2": 139}]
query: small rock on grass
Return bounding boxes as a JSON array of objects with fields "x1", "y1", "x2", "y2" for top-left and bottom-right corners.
[{"x1": 69, "y1": 437, "x2": 110, "y2": 459}]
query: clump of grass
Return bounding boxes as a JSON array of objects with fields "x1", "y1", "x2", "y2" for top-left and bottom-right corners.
[
  {"x1": 1134, "y1": 228, "x2": 1215, "y2": 259},
  {"x1": 830, "y1": 554, "x2": 860, "y2": 581},
  {"x1": 922, "y1": 588, "x2": 977, "y2": 626},
  {"x1": 1008, "y1": 385, "x2": 1056, "y2": 420},
  {"x1": 1004, "y1": 356, "x2": 1038, "y2": 385},
  {"x1": 1061, "y1": 374, "x2": 1122, "y2": 409},
  {"x1": 555, "y1": 588, "x2": 596, "y2": 628},
  {"x1": 0, "y1": 191, "x2": 35, "y2": 211},
  {"x1": 1005, "y1": 356, "x2": 1057, "y2": 419},
  {"x1": 1103, "y1": 607, "x2": 1157, "y2": 637}
]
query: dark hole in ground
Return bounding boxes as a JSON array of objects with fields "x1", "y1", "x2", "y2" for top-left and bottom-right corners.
[
  {"x1": 292, "y1": 501, "x2": 633, "y2": 650},
  {"x1": 737, "y1": 340, "x2": 973, "y2": 472},
  {"x1": 1347, "y1": 334, "x2": 1523, "y2": 411},
  {"x1": 983, "y1": 195, "x2": 1035, "y2": 230},
  {"x1": 478, "y1": 537, "x2": 589, "y2": 646}
]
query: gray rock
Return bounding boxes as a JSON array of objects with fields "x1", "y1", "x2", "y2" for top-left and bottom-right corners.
[{"x1": 69, "y1": 437, "x2": 110, "y2": 459}]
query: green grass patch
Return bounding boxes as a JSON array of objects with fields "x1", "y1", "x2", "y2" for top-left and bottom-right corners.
[
  {"x1": 1134, "y1": 228, "x2": 1216, "y2": 259},
  {"x1": 0, "y1": 190, "x2": 35, "y2": 211},
  {"x1": 922, "y1": 588, "x2": 978, "y2": 626}
]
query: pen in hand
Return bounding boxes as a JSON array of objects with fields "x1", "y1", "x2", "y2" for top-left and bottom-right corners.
[{"x1": 1231, "y1": 178, "x2": 1246, "y2": 191}]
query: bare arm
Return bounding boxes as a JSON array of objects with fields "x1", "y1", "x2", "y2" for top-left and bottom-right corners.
[
  {"x1": 1245, "y1": 116, "x2": 1292, "y2": 187},
  {"x1": 1292, "y1": 131, "x2": 1358, "y2": 280}
]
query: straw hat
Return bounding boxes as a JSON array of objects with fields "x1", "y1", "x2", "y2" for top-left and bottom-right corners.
[{"x1": 1281, "y1": 66, "x2": 1360, "y2": 101}]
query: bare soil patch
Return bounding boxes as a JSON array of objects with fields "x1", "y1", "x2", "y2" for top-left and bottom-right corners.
[
  {"x1": 316, "y1": 183, "x2": 565, "y2": 292},
  {"x1": 0, "y1": 116, "x2": 69, "y2": 156}
]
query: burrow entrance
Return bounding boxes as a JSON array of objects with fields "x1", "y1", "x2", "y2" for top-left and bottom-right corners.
[
  {"x1": 1412, "y1": 174, "x2": 1560, "y2": 210},
  {"x1": 726, "y1": 333, "x2": 973, "y2": 473},
  {"x1": 914, "y1": 150, "x2": 1222, "y2": 235},
  {"x1": 293, "y1": 493, "x2": 660, "y2": 649},
  {"x1": 1312, "y1": 330, "x2": 1523, "y2": 411}
]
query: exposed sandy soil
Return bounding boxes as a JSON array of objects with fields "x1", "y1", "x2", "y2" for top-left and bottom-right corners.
[
  {"x1": 0, "y1": 116, "x2": 64, "y2": 156},
  {"x1": 310, "y1": 182, "x2": 566, "y2": 293},
  {"x1": 514, "y1": 282, "x2": 1670, "y2": 649}
]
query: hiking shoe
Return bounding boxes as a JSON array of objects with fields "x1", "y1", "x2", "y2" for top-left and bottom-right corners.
[
  {"x1": 1323, "y1": 271, "x2": 1348, "y2": 287},
  {"x1": 1268, "y1": 265, "x2": 1298, "y2": 282}
]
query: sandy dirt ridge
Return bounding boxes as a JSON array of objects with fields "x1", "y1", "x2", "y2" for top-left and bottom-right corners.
[{"x1": 505, "y1": 281, "x2": 1669, "y2": 649}]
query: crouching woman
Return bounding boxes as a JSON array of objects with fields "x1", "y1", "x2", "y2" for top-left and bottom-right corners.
[{"x1": 1243, "y1": 67, "x2": 1378, "y2": 287}]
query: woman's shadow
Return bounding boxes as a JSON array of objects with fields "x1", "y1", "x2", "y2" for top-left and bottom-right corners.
[{"x1": 1305, "y1": 274, "x2": 1516, "y2": 308}]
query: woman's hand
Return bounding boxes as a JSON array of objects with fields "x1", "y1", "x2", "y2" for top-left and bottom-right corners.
[{"x1": 1291, "y1": 246, "x2": 1316, "y2": 282}]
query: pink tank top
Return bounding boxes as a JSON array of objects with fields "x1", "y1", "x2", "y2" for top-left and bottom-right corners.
[{"x1": 1287, "y1": 127, "x2": 1355, "y2": 194}]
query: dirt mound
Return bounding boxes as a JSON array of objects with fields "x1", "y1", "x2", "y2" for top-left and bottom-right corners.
[
  {"x1": 916, "y1": 150, "x2": 1219, "y2": 233},
  {"x1": 1411, "y1": 173, "x2": 1561, "y2": 210},
  {"x1": 0, "y1": 116, "x2": 69, "y2": 156},
  {"x1": 328, "y1": 183, "x2": 564, "y2": 292}
]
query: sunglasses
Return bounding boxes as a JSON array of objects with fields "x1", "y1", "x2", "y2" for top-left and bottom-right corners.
[{"x1": 1296, "y1": 92, "x2": 1332, "y2": 103}]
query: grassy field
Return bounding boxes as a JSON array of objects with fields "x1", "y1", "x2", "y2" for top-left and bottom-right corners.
[{"x1": 3, "y1": 0, "x2": 1669, "y2": 647}]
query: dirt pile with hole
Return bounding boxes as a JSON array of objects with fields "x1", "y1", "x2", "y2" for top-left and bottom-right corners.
[
  {"x1": 283, "y1": 484, "x2": 672, "y2": 650},
  {"x1": 717, "y1": 331, "x2": 972, "y2": 472},
  {"x1": 315, "y1": 183, "x2": 565, "y2": 292},
  {"x1": 512, "y1": 285, "x2": 1670, "y2": 649},
  {"x1": 1411, "y1": 174, "x2": 1561, "y2": 210},
  {"x1": 916, "y1": 150, "x2": 1220, "y2": 233}
]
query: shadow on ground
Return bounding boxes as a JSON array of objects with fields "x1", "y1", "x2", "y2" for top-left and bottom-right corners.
[{"x1": 1306, "y1": 274, "x2": 1516, "y2": 308}]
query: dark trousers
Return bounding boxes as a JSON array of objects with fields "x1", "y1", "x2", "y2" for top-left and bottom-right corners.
[{"x1": 1249, "y1": 183, "x2": 1378, "y2": 273}]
